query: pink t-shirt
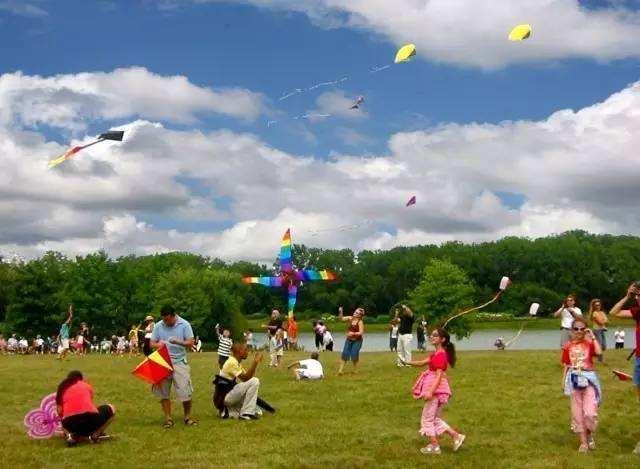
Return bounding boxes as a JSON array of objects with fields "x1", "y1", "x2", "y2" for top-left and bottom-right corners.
[
  {"x1": 61, "y1": 381, "x2": 98, "y2": 418},
  {"x1": 562, "y1": 340, "x2": 596, "y2": 371},
  {"x1": 428, "y1": 349, "x2": 448, "y2": 372}
]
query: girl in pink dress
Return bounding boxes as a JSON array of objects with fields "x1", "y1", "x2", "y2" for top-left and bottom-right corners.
[{"x1": 405, "y1": 327, "x2": 466, "y2": 455}]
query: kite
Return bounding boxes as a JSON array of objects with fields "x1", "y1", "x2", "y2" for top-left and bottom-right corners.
[
  {"x1": 242, "y1": 228, "x2": 338, "y2": 317},
  {"x1": 406, "y1": 195, "x2": 416, "y2": 207},
  {"x1": 132, "y1": 344, "x2": 173, "y2": 385},
  {"x1": 349, "y1": 95, "x2": 365, "y2": 110},
  {"x1": 276, "y1": 43, "x2": 416, "y2": 103},
  {"x1": 508, "y1": 24, "x2": 532, "y2": 41},
  {"x1": 612, "y1": 369, "x2": 633, "y2": 382},
  {"x1": 24, "y1": 393, "x2": 62, "y2": 439},
  {"x1": 442, "y1": 276, "x2": 510, "y2": 328},
  {"x1": 48, "y1": 130, "x2": 125, "y2": 169},
  {"x1": 529, "y1": 303, "x2": 540, "y2": 316},
  {"x1": 394, "y1": 43, "x2": 417, "y2": 63}
]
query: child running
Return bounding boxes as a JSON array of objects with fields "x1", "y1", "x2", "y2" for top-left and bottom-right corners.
[
  {"x1": 561, "y1": 317, "x2": 602, "y2": 452},
  {"x1": 405, "y1": 327, "x2": 465, "y2": 455},
  {"x1": 215, "y1": 323, "x2": 233, "y2": 368}
]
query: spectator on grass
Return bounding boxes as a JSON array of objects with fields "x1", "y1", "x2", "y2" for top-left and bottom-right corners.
[
  {"x1": 216, "y1": 323, "x2": 233, "y2": 368},
  {"x1": 80, "y1": 323, "x2": 90, "y2": 354},
  {"x1": 262, "y1": 309, "x2": 283, "y2": 337},
  {"x1": 150, "y1": 305, "x2": 197, "y2": 428},
  {"x1": 57, "y1": 305, "x2": 73, "y2": 360},
  {"x1": 554, "y1": 294, "x2": 583, "y2": 347},
  {"x1": 417, "y1": 315, "x2": 428, "y2": 351},
  {"x1": 143, "y1": 315, "x2": 155, "y2": 356},
  {"x1": 614, "y1": 328, "x2": 625, "y2": 349},
  {"x1": 395, "y1": 305, "x2": 415, "y2": 367},
  {"x1": 323, "y1": 327, "x2": 334, "y2": 351},
  {"x1": 389, "y1": 318, "x2": 399, "y2": 352},
  {"x1": 192, "y1": 336, "x2": 202, "y2": 353},
  {"x1": 269, "y1": 328, "x2": 284, "y2": 367},
  {"x1": 588, "y1": 299, "x2": 608, "y2": 362},
  {"x1": 287, "y1": 351, "x2": 324, "y2": 380},
  {"x1": 244, "y1": 329, "x2": 255, "y2": 350},
  {"x1": 287, "y1": 316, "x2": 299, "y2": 351},
  {"x1": 56, "y1": 370, "x2": 116, "y2": 446},
  {"x1": 216, "y1": 343, "x2": 264, "y2": 420},
  {"x1": 7, "y1": 333, "x2": 18, "y2": 353},
  {"x1": 337, "y1": 306, "x2": 365, "y2": 375}
]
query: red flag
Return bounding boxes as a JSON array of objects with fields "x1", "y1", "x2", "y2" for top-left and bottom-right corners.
[
  {"x1": 612, "y1": 369, "x2": 633, "y2": 382},
  {"x1": 406, "y1": 195, "x2": 416, "y2": 207},
  {"x1": 132, "y1": 344, "x2": 173, "y2": 385}
]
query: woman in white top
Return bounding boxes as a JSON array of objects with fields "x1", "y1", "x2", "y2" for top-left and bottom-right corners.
[{"x1": 554, "y1": 294, "x2": 583, "y2": 347}]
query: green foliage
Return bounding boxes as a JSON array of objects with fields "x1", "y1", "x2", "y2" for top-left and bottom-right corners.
[{"x1": 409, "y1": 259, "x2": 476, "y2": 338}]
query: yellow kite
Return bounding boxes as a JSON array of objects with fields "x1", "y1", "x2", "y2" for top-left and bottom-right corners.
[
  {"x1": 394, "y1": 43, "x2": 416, "y2": 63},
  {"x1": 508, "y1": 24, "x2": 532, "y2": 41}
]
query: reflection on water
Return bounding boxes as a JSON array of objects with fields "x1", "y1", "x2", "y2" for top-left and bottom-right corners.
[{"x1": 265, "y1": 328, "x2": 637, "y2": 352}]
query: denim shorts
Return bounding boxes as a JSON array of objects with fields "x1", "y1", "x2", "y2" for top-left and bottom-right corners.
[
  {"x1": 341, "y1": 339, "x2": 362, "y2": 362},
  {"x1": 634, "y1": 356, "x2": 640, "y2": 386}
]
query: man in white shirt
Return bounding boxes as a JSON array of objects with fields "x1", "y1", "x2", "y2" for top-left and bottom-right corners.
[
  {"x1": 553, "y1": 294, "x2": 583, "y2": 347},
  {"x1": 287, "y1": 352, "x2": 324, "y2": 380},
  {"x1": 614, "y1": 329, "x2": 625, "y2": 349}
]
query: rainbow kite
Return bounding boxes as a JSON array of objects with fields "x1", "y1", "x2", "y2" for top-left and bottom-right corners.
[
  {"x1": 48, "y1": 130, "x2": 125, "y2": 169},
  {"x1": 132, "y1": 344, "x2": 173, "y2": 385},
  {"x1": 243, "y1": 229, "x2": 338, "y2": 317}
]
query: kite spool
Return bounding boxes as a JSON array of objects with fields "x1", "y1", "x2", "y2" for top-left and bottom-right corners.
[
  {"x1": 499, "y1": 276, "x2": 511, "y2": 291},
  {"x1": 529, "y1": 303, "x2": 540, "y2": 316}
]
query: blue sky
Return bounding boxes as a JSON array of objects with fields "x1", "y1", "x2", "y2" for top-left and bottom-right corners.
[{"x1": 1, "y1": 0, "x2": 640, "y2": 261}]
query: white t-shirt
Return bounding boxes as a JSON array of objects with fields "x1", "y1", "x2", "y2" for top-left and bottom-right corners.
[
  {"x1": 615, "y1": 330, "x2": 625, "y2": 343},
  {"x1": 299, "y1": 359, "x2": 323, "y2": 378},
  {"x1": 35, "y1": 338, "x2": 44, "y2": 346},
  {"x1": 390, "y1": 325, "x2": 399, "y2": 339},
  {"x1": 322, "y1": 330, "x2": 333, "y2": 345},
  {"x1": 560, "y1": 307, "x2": 582, "y2": 329}
]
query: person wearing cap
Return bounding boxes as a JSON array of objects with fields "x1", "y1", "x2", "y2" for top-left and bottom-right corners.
[
  {"x1": 609, "y1": 282, "x2": 640, "y2": 455},
  {"x1": 143, "y1": 315, "x2": 155, "y2": 356}
]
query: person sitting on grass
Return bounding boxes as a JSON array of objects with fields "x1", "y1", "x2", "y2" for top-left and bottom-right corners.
[
  {"x1": 214, "y1": 343, "x2": 264, "y2": 420},
  {"x1": 287, "y1": 352, "x2": 324, "y2": 380},
  {"x1": 56, "y1": 370, "x2": 116, "y2": 446}
]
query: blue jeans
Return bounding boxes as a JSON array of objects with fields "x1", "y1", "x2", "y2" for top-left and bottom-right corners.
[
  {"x1": 341, "y1": 339, "x2": 362, "y2": 362},
  {"x1": 634, "y1": 357, "x2": 640, "y2": 386}
]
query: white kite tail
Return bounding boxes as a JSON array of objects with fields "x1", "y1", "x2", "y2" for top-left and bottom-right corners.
[
  {"x1": 441, "y1": 291, "x2": 503, "y2": 329},
  {"x1": 504, "y1": 323, "x2": 525, "y2": 348}
]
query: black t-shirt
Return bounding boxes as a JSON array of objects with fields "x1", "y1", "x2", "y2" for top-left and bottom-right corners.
[
  {"x1": 398, "y1": 314, "x2": 415, "y2": 335},
  {"x1": 268, "y1": 318, "x2": 283, "y2": 336}
]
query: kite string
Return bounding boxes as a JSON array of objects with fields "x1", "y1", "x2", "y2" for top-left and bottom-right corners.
[
  {"x1": 504, "y1": 323, "x2": 525, "y2": 348},
  {"x1": 441, "y1": 291, "x2": 503, "y2": 329}
]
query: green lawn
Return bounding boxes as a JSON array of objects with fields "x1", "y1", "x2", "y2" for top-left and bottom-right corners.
[{"x1": 1, "y1": 350, "x2": 639, "y2": 468}]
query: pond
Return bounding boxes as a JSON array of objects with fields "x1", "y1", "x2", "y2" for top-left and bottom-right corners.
[{"x1": 258, "y1": 328, "x2": 637, "y2": 352}]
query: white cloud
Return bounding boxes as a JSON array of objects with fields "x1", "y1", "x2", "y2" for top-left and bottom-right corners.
[
  {"x1": 2, "y1": 73, "x2": 640, "y2": 261},
  {"x1": 0, "y1": 67, "x2": 266, "y2": 131},
  {"x1": 0, "y1": 1, "x2": 48, "y2": 18},
  {"x1": 179, "y1": 0, "x2": 640, "y2": 69}
]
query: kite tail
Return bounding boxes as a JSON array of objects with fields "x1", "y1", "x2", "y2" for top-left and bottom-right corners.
[
  {"x1": 504, "y1": 323, "x2": 525, "y2": 348},
  {"x1": 441, "y1": 291, "x2": 503, "y2": 329}
]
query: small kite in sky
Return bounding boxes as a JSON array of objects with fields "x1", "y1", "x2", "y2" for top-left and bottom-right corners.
[
  {"x1": 394, "y1": 43, "x2": 417, "y2": 63},
  {"x1": 406, "y1": 195, "x2": 416, "y2": 207},
  {"x1": 349, "y1": 95, "x2": 365, "y2": 110},
  {"x1": 508, "y1": 24, "x2": 532, "y2": 41},
  {"x1": 48, "y1": 130, "x2": 125, "y2": 169}
]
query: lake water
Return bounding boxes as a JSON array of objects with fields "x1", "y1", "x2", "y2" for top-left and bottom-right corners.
[{"x1": 264, "y1": 328, "x2": 637, "y2": 352}]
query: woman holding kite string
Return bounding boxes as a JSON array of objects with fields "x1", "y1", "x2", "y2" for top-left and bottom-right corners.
[
  {"x1": 404, "y1": 328, "x2": 465, "y2": 455},
  {"x1": 337, "y1": 306, "x2": 364, "y2": 375},
  {"x1": 561, "y1": 317, "x2": 602, "y2": 453}
]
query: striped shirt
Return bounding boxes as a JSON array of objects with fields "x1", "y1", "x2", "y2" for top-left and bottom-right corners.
[{"x1": 217, "y1": 333, "x2": 233, "y2": 357}]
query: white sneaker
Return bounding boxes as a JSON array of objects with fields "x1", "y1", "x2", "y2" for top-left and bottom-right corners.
[
  {"x1": 453, "y1": 434, "x2": 466, "y2": 451},
  {"x1": 419, "y1": 444, "x2": 441, "y2": 455},
  {"x1": 587, "y1": 436, "x2": 595, "y2": 450},
  {"x1": 578, "y1": 444, "x2": 589, "y2": 453},
  {"x1": 632, "y1": 442, "x2": 640, "y2": 455}
]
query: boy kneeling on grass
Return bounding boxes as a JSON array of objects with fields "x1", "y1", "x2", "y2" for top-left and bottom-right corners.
[{"x1": 287, "y1": 352, "x2": 324, "y2": 380}]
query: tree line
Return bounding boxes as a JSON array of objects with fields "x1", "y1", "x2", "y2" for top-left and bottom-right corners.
[{"x1": 1, "y1": 230, "x2": 639, "y2": 341}]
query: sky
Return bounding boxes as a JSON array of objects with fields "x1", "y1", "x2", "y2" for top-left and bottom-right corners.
[{"x1": 1, "y1": 0, "x2": 640, "y2": 263}]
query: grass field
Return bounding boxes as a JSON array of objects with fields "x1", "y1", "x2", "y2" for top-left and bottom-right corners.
[{"x1": 1, "y1": 349, "x2": 639, "y2": 468}]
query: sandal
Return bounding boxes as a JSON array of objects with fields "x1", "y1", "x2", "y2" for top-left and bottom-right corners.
[
  {"x1": 163, "y1": 418, "x2": 174, "y2": 429},
  {"x1": 184, "y1": 418, "x2": 198, "y2": 426}
]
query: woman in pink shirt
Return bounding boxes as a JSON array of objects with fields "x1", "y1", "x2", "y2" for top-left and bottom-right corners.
[
  {"x1": 406, "y1": 328, "x2": 466, "y2": 455},
  {"x1": 56, "y1": 370, "x2": 116, "y2": 445}
]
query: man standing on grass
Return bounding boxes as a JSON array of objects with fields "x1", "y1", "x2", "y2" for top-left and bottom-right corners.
[
  {"x1": 395, "y1": 304, "x2": 415, "y2": 367},
  {"x1": 57, "y1": 305, "x2": 73, "y2": 360},
  {"x1": 554, "y1": 294, "x2": 582, "y2": 347},
  {"x1": 150, "y1": 305, "x2": 197, "y2": 428},
  {"x1": 609, "y1": 282, "x2": 640, "y2": 455}
]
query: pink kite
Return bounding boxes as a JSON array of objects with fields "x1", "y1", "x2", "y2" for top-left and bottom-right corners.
[
  {"x1": 24, "y1": 393, "x2": 62, "y2": 439},
  {"x1": 406, "y1": 196, "x2": 416, "y2": 207}
]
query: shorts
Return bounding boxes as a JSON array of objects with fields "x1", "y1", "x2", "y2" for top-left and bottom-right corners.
[
  {"x1": 152, "y1": 361, "x2": 193, "y2": 402},
  {"x1": 58, "y1": 339, "x2": 69, "y2": 353},
  {"x1": 615, "y1": 342, "x2": 624, "y2": 350},
  {"x1": 341, "y1": 339, "x2": 363, "y2": 362},
  {"x1": 634, "y1": 356, "x2": 640, "y2": 386},
  {"x1": 62, "y1": 405, "x2": 114, "y2": 437}
]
